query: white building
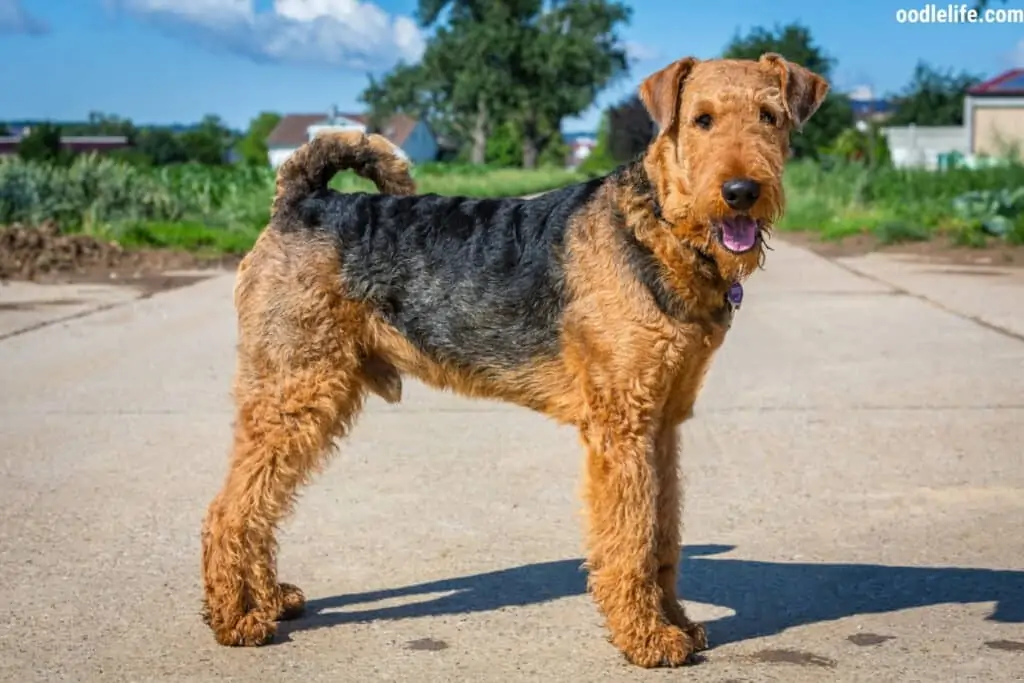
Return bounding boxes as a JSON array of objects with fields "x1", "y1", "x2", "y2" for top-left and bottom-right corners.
[{"x1": 880, "y1": 125, "x2": 969, "y2": 170}]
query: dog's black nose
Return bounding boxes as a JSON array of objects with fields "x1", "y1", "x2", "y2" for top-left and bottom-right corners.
[{"x1": 721, "y1": 178, "x2": 761, "y2": 211}]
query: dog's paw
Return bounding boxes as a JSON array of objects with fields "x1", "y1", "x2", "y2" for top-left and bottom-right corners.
[
  {"x1": 661, "y1": 599, "x2": 708, "y2": 651},
  {"x1": 277, "y1": 582, "x2": 306, "y2": 621},
  {"x1": 213, "y1": 612, "x2": 277, "y2": 647},
  {"x1": 614, "y1": 624, "x2": 700, "y2": 668},
  {"x1": 684, "y1": 620, "x2": 708, "y2": 652}
]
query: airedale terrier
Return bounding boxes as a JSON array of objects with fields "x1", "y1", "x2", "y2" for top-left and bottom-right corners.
[{"x1": 200, "y1": 52, "x2": 828, "y2": 668}]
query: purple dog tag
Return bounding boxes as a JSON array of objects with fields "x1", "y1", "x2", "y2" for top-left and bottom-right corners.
[{"x1": 727, "y1": 282, "x2": 743, "y2": 309}]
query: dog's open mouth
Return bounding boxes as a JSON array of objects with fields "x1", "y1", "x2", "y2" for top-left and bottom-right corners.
[{"x1": 715, "y1": 215, "x2": 760, "y2": 254}]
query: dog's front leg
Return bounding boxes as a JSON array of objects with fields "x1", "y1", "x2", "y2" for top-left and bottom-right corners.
[
  {"x1": 653, "y1": 424, "x2": 708, "y2": 650},
  {"x1": 580, "y1": 412, "x2": 699, "y2": 668}
]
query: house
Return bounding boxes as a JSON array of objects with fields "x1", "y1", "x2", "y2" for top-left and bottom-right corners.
[
  {"x1": 562, "y1": 131, "x2": 597, "y2": 168},
  {"x1": 0, "y1": 127, "x2": 131, "y2": 157},
  {"x1": 266, "y1": 107, "x2": 438, "y2": 168},
  {"x1": 964, "y1": 69, "x2": 1024, "y2": 157}
]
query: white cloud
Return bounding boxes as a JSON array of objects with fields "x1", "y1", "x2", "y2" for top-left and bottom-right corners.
[
  {"x1": 0, "y1": 0, "x2": 48, "y2": 35},
  {"x1": 109, "y1": 0, "x2": 426, "y2": 70}
]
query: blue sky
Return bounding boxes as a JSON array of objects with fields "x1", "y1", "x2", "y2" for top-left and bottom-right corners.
[{"x1": 2, "y1": 0, "x2": 1022, "y2": 134}]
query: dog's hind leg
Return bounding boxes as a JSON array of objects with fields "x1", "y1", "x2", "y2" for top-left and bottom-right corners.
[
  {"x1": 201, "y1": 358, "x2": 364, "y2": 646},
  {"x1": 201, "y1": 232, "x2": 368, "y2": 646}
]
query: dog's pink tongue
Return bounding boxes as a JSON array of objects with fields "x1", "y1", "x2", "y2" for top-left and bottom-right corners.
[{"x1": 722, "y1": 216, "x2": 757, "y2": 252}]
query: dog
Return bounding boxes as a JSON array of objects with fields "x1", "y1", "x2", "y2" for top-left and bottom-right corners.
[{"x1": 200, "y1": 52, "x2": 828, "y2": 668}]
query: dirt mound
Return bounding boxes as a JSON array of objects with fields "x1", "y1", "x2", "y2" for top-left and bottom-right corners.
[
  {"x1": 779, "y1": 231, "x2": 1024, "y2": 268},
  {"x1": 1, "y1": 221, "x2": 125, "y2": 279},
  {"x1": 0, "y1": 222, "x2": 238, "y2": 284}
]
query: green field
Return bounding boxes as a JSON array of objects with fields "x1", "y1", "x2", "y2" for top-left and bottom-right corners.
[
  {"x1": 3, "y1": 153, "x2": 1023, "y2": 255},
  {"x1": 0, "y1": 155, "x2": 586, "y2": 254}
]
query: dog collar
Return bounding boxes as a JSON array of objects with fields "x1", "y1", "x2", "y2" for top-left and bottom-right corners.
[{"x1": 727, "y1": 282, "x2": 743, "y2": 311}]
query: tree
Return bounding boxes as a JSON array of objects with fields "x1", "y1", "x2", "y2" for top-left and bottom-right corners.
[
  {"x1": 179, "y1": 114, "x2": 234, "y2": 165},
  {"x1": 504, "y1": 0, "x2": 632, "y2": 168},
  {"x1": 235, "y1": 112, "x2": 281, "y2": 166},
  {"x1": 64, "y1": 111, "x2": 138, "y2": 142},
  {"x1": 17, "y1": 122, "x2": 69, "y2": 164},
  {"x1": 887, "y1": 62, "x2": 981, "y2": 126},
  {"x1": 362, "y1": 43, "x2": 505, "y2": 165},
  {"x1": 363, "y1": 0, "x2": 632, "y2": 167},
  {"x1": 722, "y1": 22, "x2": 852, "y2": 159},
  {"x1": 363, "y1": 3, "x2": 518, "y2": 165},
  {"x1": 421, "y1": 1, "x2": 522, "y2": 165},
  {"x1": 362, "y1": 63, "x2": 440, "y2": 132},
  {"x1": 135, "y1": 128, "x2": 189, "y2": 166}
]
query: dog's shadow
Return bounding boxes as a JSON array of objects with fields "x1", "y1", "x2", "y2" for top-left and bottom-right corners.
[{"x1": 283, "y1": 544, "x2": 1023, "y2": 646}]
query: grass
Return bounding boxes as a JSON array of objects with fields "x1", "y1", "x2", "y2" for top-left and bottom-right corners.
[
  {"x1": 115, "y1": 220, "x2": 258, "y2": 254},
  {"x1": 328, "y1": 162, "x2": 585, "y2": 198},
  {"x1": 780, "y1": 158, "x2": 1024, "y2": 247},
  {"x1": 0, "y1": 155, "x2": 585, "y2": 254}
]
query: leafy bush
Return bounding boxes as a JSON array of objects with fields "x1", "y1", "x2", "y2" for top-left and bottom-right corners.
[
  {"x1": 822, "y1": 126, "x2": 892, "y2": 168},
  {"x1": 486, "y1": 121, "x2": 524, "y2": 168},
  {"x1": 781, "y1": 156, "x2": 1024, "y2": 246}
]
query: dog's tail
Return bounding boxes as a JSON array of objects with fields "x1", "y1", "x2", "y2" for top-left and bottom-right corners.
[{"x1": 271, "y1": 130, "x2": 417, "y2": 216}]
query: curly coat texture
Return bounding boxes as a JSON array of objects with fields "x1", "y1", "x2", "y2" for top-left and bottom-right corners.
[{"x1": 201, "y1": 54, "x2": 829, "y2": 668}]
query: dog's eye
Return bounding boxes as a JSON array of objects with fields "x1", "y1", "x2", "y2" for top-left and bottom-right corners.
[
  {"x1": 759, "y1": 108, "x2": 777, "y2": 125},
  {"x1": 694, "y1": 114, "x2": 713, "y2": 130}
]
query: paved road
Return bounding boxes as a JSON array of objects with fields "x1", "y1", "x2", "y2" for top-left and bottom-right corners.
[{"x1": 1, "y1": 240, "x2": 1022, "y2": 682}]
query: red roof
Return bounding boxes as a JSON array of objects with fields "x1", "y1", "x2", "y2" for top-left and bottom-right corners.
[{"x1": 967, "y1": 68, "x2": 1024, "y2": 96}]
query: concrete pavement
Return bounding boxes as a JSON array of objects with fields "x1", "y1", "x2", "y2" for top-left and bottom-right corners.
[
  {"x1": 1, "y1": 238, "x2": 1022, "y2": 682},
  {"x1": 833, "y1": 250, "x2": 1024, "y2": 340},
  {"x1": 0, "y1": 272, "x2": 217, "y2": 340}
]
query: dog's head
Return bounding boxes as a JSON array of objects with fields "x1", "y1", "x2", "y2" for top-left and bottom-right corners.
[{"x1": 638, "y1": 53, "x2": 829, "y2": 281}]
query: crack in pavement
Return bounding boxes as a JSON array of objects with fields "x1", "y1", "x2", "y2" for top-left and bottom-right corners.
[
  {"x1": 0, "y1": 299, "x2": 134, "y2": 342},
  {"x1": 827, "y1": 259, "x2": 1024, "y2": 344}
]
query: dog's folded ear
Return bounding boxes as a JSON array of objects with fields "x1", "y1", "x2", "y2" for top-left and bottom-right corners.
[
  {"x1": 639, "y1": 57, "x2": 700, "y2": 132},
  {"x1": 759, "y1": 53, "x2": 830, "y2": 129}
]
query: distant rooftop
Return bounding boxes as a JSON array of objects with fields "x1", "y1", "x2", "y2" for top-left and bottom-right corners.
[{"x1": 967, "y1": 69, "x2": 1024, "y2": 96}]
